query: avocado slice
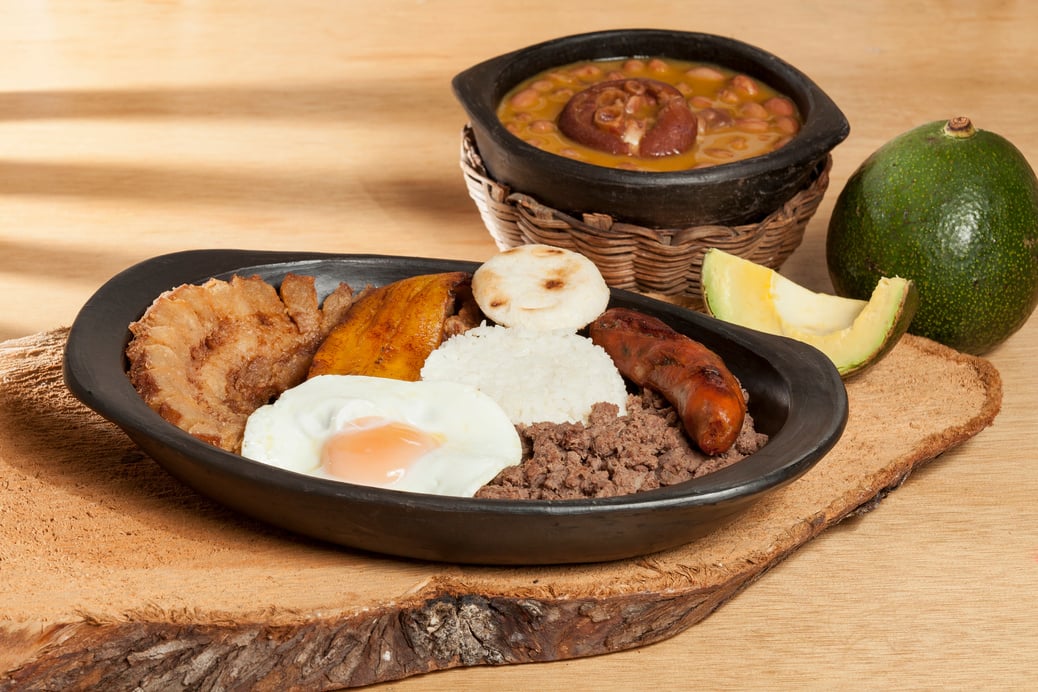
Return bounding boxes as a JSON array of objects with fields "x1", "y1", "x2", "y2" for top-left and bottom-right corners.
[{"x1": 701, "y1": 248, "x2": 918, "y2": 378}]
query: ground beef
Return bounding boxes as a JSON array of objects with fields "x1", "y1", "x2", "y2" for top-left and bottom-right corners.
[{"x1": 475, "y1": 389, "x2": 768, "y2": 500}]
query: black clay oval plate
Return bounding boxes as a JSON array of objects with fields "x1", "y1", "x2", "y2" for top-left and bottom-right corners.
[{"x1": 63, "y1": 249, "x2": 847, "y2": 565}]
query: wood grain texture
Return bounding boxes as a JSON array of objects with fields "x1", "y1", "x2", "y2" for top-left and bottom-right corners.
[
  {"x1": 0, "y1": 329, "x2": 1001, "y2": 688},
  {"x1": 1, "y1": 1, "x2": 1037, "y2": 689}
]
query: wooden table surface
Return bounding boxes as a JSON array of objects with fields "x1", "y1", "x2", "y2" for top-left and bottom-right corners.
[{"x1": 2, "y1": 1, "x2": 1035, "y2": 689}]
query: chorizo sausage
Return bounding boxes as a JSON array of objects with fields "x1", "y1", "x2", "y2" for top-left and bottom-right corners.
[
  {"x1": 557, "y1": 78, "x2": 697, "y2": 158},
  {"x1": 589, "y1": 307, "x2": 746, "y2": 455}
]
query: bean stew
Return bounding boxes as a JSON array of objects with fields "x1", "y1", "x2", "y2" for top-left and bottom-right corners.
[{"x1": 497, "y1": 56, "x2": 802, "y2": 172}]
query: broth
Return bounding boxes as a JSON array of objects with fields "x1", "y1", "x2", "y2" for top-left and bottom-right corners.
[{"x1": 497, "y1": 57, "x2": 801, "y2": 172}]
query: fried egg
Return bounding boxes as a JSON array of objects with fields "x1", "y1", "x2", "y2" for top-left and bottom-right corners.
[{"x1": 240, "y1": 375, "x2": 522, "y2": 497}]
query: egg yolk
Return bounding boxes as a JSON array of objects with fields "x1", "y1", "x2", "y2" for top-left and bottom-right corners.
[{"x1": 320, "y1": 417, "x2": 441, "y2": 486}]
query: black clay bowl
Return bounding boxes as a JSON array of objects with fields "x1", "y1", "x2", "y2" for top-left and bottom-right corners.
[
  {"x1": 63, "y1": 249, "x2": 847, "y2": 565},
  {"x1": 452, "y1": 28, "x2": 849, "y2": 228}
]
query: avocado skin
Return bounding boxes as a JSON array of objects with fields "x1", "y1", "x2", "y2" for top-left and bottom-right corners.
[
  {"x1": 826, "y1": 119, "x2": 1038, "y2": 355},
  {"x1": 841, "y1": 279, "x2": 919, "y2": 380}
]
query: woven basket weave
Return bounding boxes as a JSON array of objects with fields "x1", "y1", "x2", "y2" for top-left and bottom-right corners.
[{"x1": 460, "y1": 125, "x2": 831, "y2": 304}]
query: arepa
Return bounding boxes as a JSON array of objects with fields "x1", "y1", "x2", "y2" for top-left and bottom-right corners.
[{"x1": 472, "y1": 245, "x2": 610, "y2": 332}]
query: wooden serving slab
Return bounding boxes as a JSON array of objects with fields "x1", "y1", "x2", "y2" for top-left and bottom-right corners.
[{"x1": 0, "y1": 329, "x2": 1001, "y2": 690}]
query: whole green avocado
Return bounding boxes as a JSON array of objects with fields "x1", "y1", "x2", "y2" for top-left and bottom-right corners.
[{"x1": 826, "y1": 117, "x2": 1038, "y2": 355}]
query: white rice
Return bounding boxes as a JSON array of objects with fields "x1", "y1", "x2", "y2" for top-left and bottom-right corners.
[{"x1": 420, "y1": 324, "x2": 628, "y2": 425}]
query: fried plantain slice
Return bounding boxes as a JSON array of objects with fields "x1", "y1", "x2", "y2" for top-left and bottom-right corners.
[{"x1": 307, "y1": 271, "x2": 474, "y2": 381}]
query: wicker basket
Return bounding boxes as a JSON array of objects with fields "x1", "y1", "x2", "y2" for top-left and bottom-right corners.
[{"x1": 460, "y1": 124, "x2": 831, "y2": 305}]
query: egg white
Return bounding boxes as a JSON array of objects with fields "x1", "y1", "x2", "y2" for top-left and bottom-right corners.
[{"x1": 240, "y1": 374, "x2": 522, "y2": 497}]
